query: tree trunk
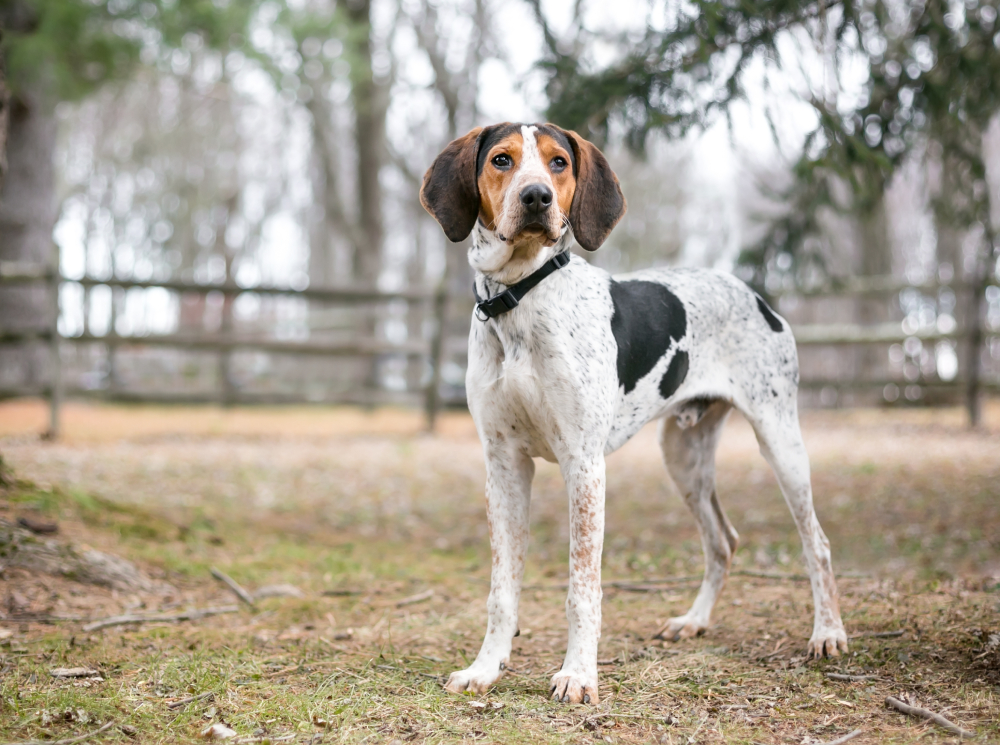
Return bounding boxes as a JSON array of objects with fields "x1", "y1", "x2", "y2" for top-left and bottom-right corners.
[
  {"x1": 346, "y1": 0, "x2": 387, "y2": 286},
  {"x1": 0, "y1": 35, "x2": 9, "y2": 192},
  {"x1": 854, "y1": 195, "x2": 893, "y2": 389},
  {"x1": 0, "y1": 81, "x2": 59, "y2": 394},
  {"x1": 345, "y1": 0, "x2": 388, "y2": 392}
]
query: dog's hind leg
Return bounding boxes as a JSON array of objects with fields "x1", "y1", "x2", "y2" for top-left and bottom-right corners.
[
  {"x1": 446, "y1": 445, "x2": 534, "y2": 695},
  {"x1": 653, "y1": 400, "x2": 737, "y2": 642},
  {"x1": 744, "y1": 400, "x2": 848, "y2": 658}
]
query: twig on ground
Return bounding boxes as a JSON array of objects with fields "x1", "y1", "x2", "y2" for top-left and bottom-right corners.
[
  {"x1": 607, "y1": 575, "x2": 702, "y2": 589},
  {"x1": 856, "y1": 630, "x2": 905, "y2": 639},
  {"x1": 373, "y1": 663, "x2": 443, "y2": 680},
  {"x1": 82, "y1": 605, "x2": 239, "y2": 632},
  {"x1": 733, "y1": 570, "x2": 811, "y2": 581},
  {"x1": 826, "y1": 673, "x2": 881, "y2": 682},
  {"x1": 607, "y1": 582, "x2": 697, "y2": 593},
  {"x1": 731, "y1": 570, "x2": 869, "y2": 582},
  {"x1": 526, "y1": 576, "x2": 701, "y2": 592},
  {"x1": 1, "y1": 720, "x2": 114, "y2": 745},
  {"x1": 814, "y1": 729, "x2": 863, "y2": 745},
  {"x1": 321, "y1": 589, "x2": 362, "y2": 597},
  {"x1": 234, "y1": 736, "x2": 295, "y2": 744},
  {"x1": 210, "y1": 567, "x2": 256, "y2": 608},
  {"x1": 6, "y1": 613, "x2": 84, "y2": 624},
  {"x1": 395, "y1": 589, "x2": 434, "y2": 608},
  {"x1": 885, "y1": 696, "x2": 975, "y2": 739},
  {"x1": 568, "y1": 712, "x2": 666, "y2": 731},
  {"x1": 166, "y1": 691, "x2": 214, "y2": 710}
]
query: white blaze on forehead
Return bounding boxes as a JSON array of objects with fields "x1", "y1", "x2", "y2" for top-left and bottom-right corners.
[
  {"x1": 505, "y1": 125, "x2": 552, "y2": 211},
  {"x1": 518, "y1": 125, "x2": 545, "y2": 176},
  {"x1": 517, "y1": 126, "x2": 552, "y2": 184}
]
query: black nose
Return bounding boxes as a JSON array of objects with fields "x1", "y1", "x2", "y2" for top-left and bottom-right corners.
[{"x1": 520, "y1": 184, "x2": 553, "y2": 215}]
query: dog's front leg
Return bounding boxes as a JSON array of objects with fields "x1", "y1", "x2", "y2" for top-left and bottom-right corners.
[
  {"x1": 551, "y1": 455, "x2": 605, "y2": 704},
  {"x1": 446, "y1": 446, "x2": 534, "y2": 695}
]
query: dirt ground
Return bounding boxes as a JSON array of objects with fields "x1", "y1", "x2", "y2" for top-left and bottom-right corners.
[{"x1": 1, "y1": 398, "x2": 998, "y2": 744}]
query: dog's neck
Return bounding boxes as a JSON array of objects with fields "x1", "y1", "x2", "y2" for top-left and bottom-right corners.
[{"x1": 469, "y1": 220, "x2": 573, "y2": 298}]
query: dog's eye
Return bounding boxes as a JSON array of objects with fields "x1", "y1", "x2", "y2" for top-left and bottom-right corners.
[
  {"x1": 550, "y1": 156, "x2": 568, "y2": 172},
  {"x1": 492, "y1": 154, "x2": 512, "y2": 170}
]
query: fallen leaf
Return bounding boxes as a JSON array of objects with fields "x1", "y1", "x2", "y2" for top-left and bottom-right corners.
[
  {"x1": 0, "y1": 628, "x2": 13, "y2": 640},
  {"x1": 17, "y1": 516, "x2": 59, "y2": 534},
  {"x1": 201, "y1": 723, "x2": 238, "y2": 740},
  {"x1": 255, "y1": 584, "x2": 304, "y2": 599},
  {"x1": 50, "y1": 667, "x2": 100, "y2": 678}
]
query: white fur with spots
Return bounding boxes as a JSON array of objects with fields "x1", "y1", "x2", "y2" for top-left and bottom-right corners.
[{"x1": 443, "y1": 127, "x2": 847, "y2": 705}]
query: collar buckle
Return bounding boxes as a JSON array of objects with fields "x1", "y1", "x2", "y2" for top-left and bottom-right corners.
[{"x1": 472, "y1": 251, "x2": 571, "y2": 322}]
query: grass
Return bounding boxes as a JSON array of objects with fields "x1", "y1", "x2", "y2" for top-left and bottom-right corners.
[{"x1": 0, "y1": 400, "x2": 998, "y2": 743}]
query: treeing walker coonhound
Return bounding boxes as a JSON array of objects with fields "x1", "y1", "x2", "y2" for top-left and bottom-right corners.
[{"x1": 419, "y1": 122, "x2": 848, "y2": 705}]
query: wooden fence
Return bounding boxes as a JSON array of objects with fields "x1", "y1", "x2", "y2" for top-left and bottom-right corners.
[
  {"x1": 764, "y1": 273, "x2": 997, "y2": 426},
  {"x1": 0, "y1": 259, "x2": 450, "y2": 436},
  {"x1": 1, "y1": 257, "x2": 996, "y2": 438}
]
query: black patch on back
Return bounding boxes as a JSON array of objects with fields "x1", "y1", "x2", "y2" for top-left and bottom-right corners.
[
  {"x1": 609, "y1": 280, "x2": 687, "y2": 395},
  {"x1": 755, "y1": 295, "x2": 784, "y2": 332},
  {"x1": 659, "y1": 350, "x2": 689, "y2": 399}
]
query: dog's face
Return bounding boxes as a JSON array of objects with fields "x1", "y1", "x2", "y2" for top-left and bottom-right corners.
[
  {"x1": 477, "y1": 124, "x2": 576, "y2": 248},
  {"x1": 420, "y1": 123, "x2": 626, "y2": 280}
]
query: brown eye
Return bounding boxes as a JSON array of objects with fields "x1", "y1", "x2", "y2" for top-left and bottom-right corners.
[
  {"x1": 492, "y1": 154, "x2": 512, "y2": 170},
  {"x1": 550, "y1": 156, "x2": 568, "y2": 172}
]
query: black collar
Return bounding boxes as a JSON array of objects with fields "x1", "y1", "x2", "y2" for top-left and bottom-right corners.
[{"x1": 473, "y1": 251, "x2": 571, "y2": 321}]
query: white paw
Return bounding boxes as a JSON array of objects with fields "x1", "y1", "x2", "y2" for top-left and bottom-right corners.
[
  {"x1": 549, "y1": 669, "x2": 599, "y2": 704},
  {"x1": 652, "y1": 614, "x2": 708, "y2": 642},
  {"x1": 444, "y1": 664, "x2": 504, "y2": 695},
  {"x1": 808, "y1": 626, "x2": 849, "y2": 658}
]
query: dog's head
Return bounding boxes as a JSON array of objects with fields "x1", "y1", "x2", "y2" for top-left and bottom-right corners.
[{"x1": 420, "y1": 123, "x2": 626, "y2": 278}]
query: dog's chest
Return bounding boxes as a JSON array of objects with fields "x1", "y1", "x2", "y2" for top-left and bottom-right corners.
[
  {"x1": 472, "y1": 321, "x2": 565, "y2": 457},
  {"x1": 468, "y1": 268, "x2": 621, "y2": 459}
]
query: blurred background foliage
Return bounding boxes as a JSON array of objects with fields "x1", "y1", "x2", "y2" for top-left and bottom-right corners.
[{"x1": 0, "y1": 0, "x2": 998, "y2": 408}]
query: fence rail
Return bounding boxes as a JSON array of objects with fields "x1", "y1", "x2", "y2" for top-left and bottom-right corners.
[
  {"x1": 0, "y1": 261, "x2": 449, "y2": 437},
  {"x1": 1, "y1": 258, "x2": 996, "y2": 437}
]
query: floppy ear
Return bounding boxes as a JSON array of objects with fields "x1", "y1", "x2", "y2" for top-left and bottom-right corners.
[
  {"x1": 551, "y1": 126, "x2": 626, "y2": 251},
  {"x1": 420, "y1": 128, "x2": 484, "y2": 242}
]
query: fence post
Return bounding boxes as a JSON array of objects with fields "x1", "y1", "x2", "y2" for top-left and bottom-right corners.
[
  {"x1": 46, "y1": 250, "x2": 62, "y2": 440},
  {"x1": 425, "y1": 281, "x2": 448, "y2": 432},
  {"x1": 965, "y1": 250, "x2": 993, "y2": 427},
  {"x1": 219, "y1": 286, "x2": 236, "y2": 407},
  {"x1": 108, "y1": 288, "x2": 120, "y2": 398}
]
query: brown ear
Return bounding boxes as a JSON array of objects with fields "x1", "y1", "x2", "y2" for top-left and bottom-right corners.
[
  {"x1": 551, "y1": 125, "x2": 626, "y2": 251},
  {"x1": 420, "y1": 128, "x2": 485, "y2": 243}
]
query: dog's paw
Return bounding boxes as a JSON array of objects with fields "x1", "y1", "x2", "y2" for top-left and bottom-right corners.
[
  {"x1": 808, "y1": 627, "x2": 849, "y2": 659},
  {"x1": 652, "y1": 614, "x2": 708, "y2": 642},
  {"x1": 444, "y1": 665, "x2": 503, "y2": 695},
  {"x1": 549, "y1": 670, "x2": 599, "y2": 704}
]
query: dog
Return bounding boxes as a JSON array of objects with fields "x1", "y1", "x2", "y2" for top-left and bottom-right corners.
[{"x1": 419, "y1": 123, "x2": 848, "y2": 704}]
